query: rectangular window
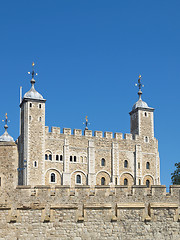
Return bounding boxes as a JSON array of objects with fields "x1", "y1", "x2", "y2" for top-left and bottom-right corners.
[{"x1": 70, "y1": 156, "x2": 72, "y2": 162}]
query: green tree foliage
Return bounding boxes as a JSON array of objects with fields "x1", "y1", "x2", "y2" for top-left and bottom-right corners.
[{"x1": 171, "y1": 162, "x2": 180, "y2": 184}]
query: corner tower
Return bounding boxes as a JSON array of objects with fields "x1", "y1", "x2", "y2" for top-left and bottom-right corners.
[
  {"x1": 129, "y1": 75, "x2": 154, "y2": 138},
  {"x1": 19, "y1": 63, "x2": 46, "y2": 185}
]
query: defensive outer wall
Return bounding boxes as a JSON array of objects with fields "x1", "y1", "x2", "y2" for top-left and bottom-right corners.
[{"x1": 0, "y1": 184, "x2": 180, "y2": 239}]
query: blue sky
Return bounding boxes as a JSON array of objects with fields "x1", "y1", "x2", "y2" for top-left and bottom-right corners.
[{"x1": 0, "y1": 0, "x2": 180, "y2": 188}]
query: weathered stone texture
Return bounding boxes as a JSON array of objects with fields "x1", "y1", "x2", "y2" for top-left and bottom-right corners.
[{"x1": 0, "y1": 185, "x2": 179, "y2": 239}]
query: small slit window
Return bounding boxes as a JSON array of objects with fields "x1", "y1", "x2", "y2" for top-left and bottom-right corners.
[
  {"x1": 101, "y1": 158, "x2": 105, "y2": 166},
  {"x1": 138, "y1": 162, "x2": 140, "y2": 169},
  {"x1": 30, "y1": 103, "x2": 32, "y2": 107},
  {"x1": 39, "y1": 104, "x2": 41, "y2": 109},
  {"x1": 124, "y1": 178, "x2": 128, "y2": 185},
  {"x1": 51, "y1": 173, "x2": 55, "y2": 183},
  {"x1": 146, "y1": 180, "x2": 150, "y2": 188},
  {"x1": 145, "y1": 136, "x2": 149, "y2": 143},
  {"x1": 60, "y1": 155, "x2": 63, "y2": 161},
  {"x1": 76, "y1": 174, "x2": 81, "y2": 184},
  {"x1": 34, "y1": 161, "x2": 37, "y2": 167},
  {"x1": 145, "y1": 112, "x2": 147, "y2": 117},
  {"x1": 0, "y1": 177, "x2": 1, "y2": 186},
  {"x1": 29, "y1": 116, "x2": 31, "y2": 121},
  {"x1": 56, "y1": 155, "x2": 59, "y2": 161},
  {"x1": 39, "y1": 117, "x2": 41, "y2": 122},
  {"x1": 146, "y1": 162, "x2": 150, "y2": 169},
  {"x1": 70, "y1": 156, "x2": 72, "y2": 162},
  {"x1": 139, "y1": 179, "x2": 141, "y2": 185},
  {"x1": 124, "y1": 160, "x2": 128, "y2": 168},
  {"x1": 74, "y1": 156, "x2": 77, "y2": 162},
  {"x1": 101, "y1": 177, "x2": 106, "y2": 185}
]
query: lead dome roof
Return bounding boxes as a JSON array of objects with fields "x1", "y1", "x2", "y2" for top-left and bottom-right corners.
[{"x1": 23, "y1": 78, "x2": 44, "y2": 100}]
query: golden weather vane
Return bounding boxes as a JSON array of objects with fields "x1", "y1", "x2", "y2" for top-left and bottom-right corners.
[
  {"x1": 135, "y1": 74, "x2": 144, "y2": 91},
  {"x1": 2, "y1": 113, "x2": 10, "y2": 127},
  {"x1": 83, "y1": 116, "x2": 90, "y2": 130},
  {"x1": 28, "y1": 62, "x2": 38, "y2": 79}
]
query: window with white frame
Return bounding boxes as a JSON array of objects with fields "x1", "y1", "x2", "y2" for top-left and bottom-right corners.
[
  {"x1": 50, "y1": 173, "x2": 56, "y2": 183},
  {"x1": 76, "y1": 174, "x2": 81, "y2": 184}
]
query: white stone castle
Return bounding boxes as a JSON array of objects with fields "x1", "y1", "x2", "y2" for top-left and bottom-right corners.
[{"x1": 0, "y1": 66, "x2": 160, "y2": 187}]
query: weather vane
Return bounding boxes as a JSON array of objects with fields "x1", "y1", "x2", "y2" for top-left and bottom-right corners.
[
  {"x1": 2, "y1": 113, "x2": 10, "y2": 129},
  {"x1": 83, "y1": 116, "x2": 90, "y2": 130},
  {"x1": 135, "y1": 75, "x2": 144, "y2": 92},
  {"x1": 28, "y1": 62, "x2": 38, "y2": 79}
]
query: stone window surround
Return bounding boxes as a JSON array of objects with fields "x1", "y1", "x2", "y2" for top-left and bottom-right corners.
[
  {"x1": 124, "y1": 160, "x2": 128, "y2": 168},
  {"x1": 45, "y1": 151, "x2": 53, "y2": 161},
  {"x1": 101, "y1": 177, "x2": 106, "y2": 185},
  {"x1": 144, "y1": 136, "x2": 149, "y2": 143},
  {"x1": 33, "y1": 161, "x2": 38, "y2": 168},
  {"x1": 101, "y1": 158, "x2": 105, "y2": 167},
  {"x1": 75, "y1": 173, "x2": 82, "y2": 185},
  {"x1": 50, "y1": 172, "x2": 57, "y2": 183}
]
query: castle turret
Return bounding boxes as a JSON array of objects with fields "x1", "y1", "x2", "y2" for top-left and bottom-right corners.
[
  {"x1": 129, "y1": 75, "x2": 154, "y2": 139},
  {"x1": 19, "y1": 63, "x2": 46, "y2": 185},
  {"x1": 0, "y1": 114, "x2": 18, "y2": 191}
]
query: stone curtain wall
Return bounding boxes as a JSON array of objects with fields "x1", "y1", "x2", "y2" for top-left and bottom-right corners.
[{"x1": 0, "y1": 185, "x2": 179, "y2": 239}]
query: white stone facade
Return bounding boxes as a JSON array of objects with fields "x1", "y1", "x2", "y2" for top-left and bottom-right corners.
[{"x1": 18, "y1": 77, "x2": 160, "y2": 187}]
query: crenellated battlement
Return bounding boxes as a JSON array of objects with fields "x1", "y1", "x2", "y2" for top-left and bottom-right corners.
[
  {"x1": 0, "y1": 185, "x2": 179, "y2": 231},
  {"x1": 45, "y1": 126, "x2": 144, "y2": 141}
]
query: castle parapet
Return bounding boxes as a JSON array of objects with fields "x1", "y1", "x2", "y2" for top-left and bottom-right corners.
[
  {"x1": 63, "y1": 128, "x2": 71, "y2": 135},
  {"x1": 51, "y1": 127, "x2": 60, "y2": 134},
  {"x1": 94, "y1": 131, "x2": 102, "y2": 138},
  {"x1": 84, "y1": 130, "x2": 92, "y2": 137},
  {"x1": 104, "y1": 132, "x2": 113, "y2": 139},
  {"x1": 114, "y1": 133, "x2": 123, "y2": 140},
  {"x1": 124, "y1": 133, "x2": 132, "y2": 140},
  {"x1": 73, "y1": 129, "x2": 82, "y2": 136}
]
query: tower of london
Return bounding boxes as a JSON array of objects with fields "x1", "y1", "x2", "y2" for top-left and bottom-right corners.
[
  {"x1": 15, "y1": 67, "x2": 160, "y2": 187},
  {"x1": 0, "y1": 65, "x2": 180, "y2": 240}
]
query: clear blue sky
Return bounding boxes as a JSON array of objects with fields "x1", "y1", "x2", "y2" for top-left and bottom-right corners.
[{"x1": 0, "y1": 0, "x2": 180, "y2": 188}]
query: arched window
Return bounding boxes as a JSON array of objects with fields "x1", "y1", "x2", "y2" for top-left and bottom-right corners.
[
  {"x1": 56, "y1": 155, "x2": 59, "y2": 161},
  {"x1": 34, "y1": 161, "x2": 37, "y2": 167},
  {"x1": 74, "y1": 156, "x2": 77, "y2": 162},
  {"x1": 145, "y1": 112, "x2": 147, "y2": 117},
  {"x1": 51, "y1": 173, "x2": 55, "y2": 183},
  {"x1": 39, "y1": 104, "x2": 41, "y2": 109},
  {"x1": 124, "y1": 160, "x2": 128, "y2": 168},
  {"x1": 60, "y1": 155, "x2": 63, "y2": 161},
  {"x1": 145, "y1": 136, "x2": 149, "y2": 143},
  {"x1": 49, "y1": 154, "x2": 52, "y2": 161},
  {"x1": 146, "y1": 162, "x2": 150, "y2": 169},
  {"x1": 101, "y1": 158, "x2": 105, "y2": 166},
  {"x1": 30, "y1": 103, "x2": 32, "y2": 107},
  {"x1": 45, "y1": 154, "x2": 48, "y2": 160},
  {"x1": 146, "y1": 180, "x2": 150, "y2": 188},
  {"x1": 124, "y1": 178, "x2": 128, "y2": 185},
  {"x1": 76, "y1": 174, "x2": 81, "y2": 184},
  {"x1": 101, "y1": 177, "x2": 106, "y2": 185}
]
